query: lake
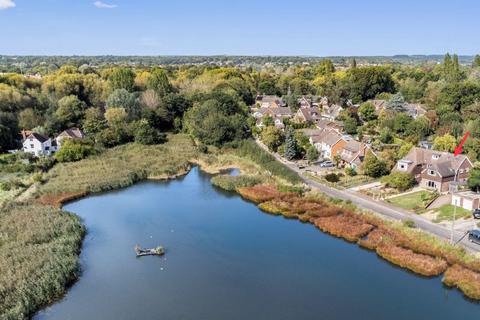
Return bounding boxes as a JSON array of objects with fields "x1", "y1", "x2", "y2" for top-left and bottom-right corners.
[{"x1": 35, "y1": 167, "x2": 479, "y2": 320}]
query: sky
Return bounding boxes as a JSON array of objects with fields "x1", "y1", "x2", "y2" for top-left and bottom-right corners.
[{"x1": 0, "y1": 0, "x2": 479, "y2": 56}]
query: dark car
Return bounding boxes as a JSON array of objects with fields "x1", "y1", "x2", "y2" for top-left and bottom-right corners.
[
  {"x1": 468, "y1": 230, "x2": 480, "y2": 245},
  {"x1": 473, "y1": 209, "x2": 480, "y2": 219}
]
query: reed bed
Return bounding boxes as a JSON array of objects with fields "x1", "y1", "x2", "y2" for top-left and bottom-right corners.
[
  {"x1": 0, "y1": 203, "x2": 85, "y2": 319},
  {"x1": 376, "y1": 244, "x2": 448, "y2": 276},
  {"x1": 443, "y1": 264, "x2": 480, "y2": 300},
  {"x1": 237, "y1": 183, "x2": 480, "y2": 300},
  {"x1": 37, "y1": 134, "x2": 197, "y2": 197}
]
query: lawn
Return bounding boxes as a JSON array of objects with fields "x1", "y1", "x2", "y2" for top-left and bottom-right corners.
[
  {"x1": 387, "y1": 191, "x2": 437, "y2": 211},
  {"x1": 434, "y1": 204, "x2": 472, "y2": 223}
]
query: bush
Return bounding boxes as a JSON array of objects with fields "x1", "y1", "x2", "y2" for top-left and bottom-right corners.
[
  {"x1": 210, "y1": 174, "x2": 263, "y2": 191},
  {"x1": 325, "y1": 173, "x2": 340, "y2": 183},
  {"x1": 403, "y1": 219, "x2": 416, "y2": 228},
  {"x1": 381, "y1": 172, "x2": 415, "y2": 191},
  {"x1": 55, "y1": 140, "x2": 95, "y2": 163},
  {"x1": 345, "y1": 167, "x2": 357, "y2": 176},
  {"x1": 132, "y1": 120, "x2": 166, "y2": 145}
]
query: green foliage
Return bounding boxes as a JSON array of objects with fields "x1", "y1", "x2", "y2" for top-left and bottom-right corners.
[
  {"x1": 379, "y1": 128, "x2": 394, "y2": 144},
  {"x1": 381, "y1": 172, "x2": 415, "y2": 191},
  {"x1": 343, "y1": 116, "x2": 358, "y2": 134},
  {"x1": 132, "y1": 120, "x2": 166, "y2": 145},
  {"x1": 106, "y1": 89, "x2": 141, "y2": 120},
  {"x1": 147, "y1": 67, "x2": 172, "y2": 97},
  {"x1": 284, "y1": 127, "x2": 299, "y2": 160},
  {"x1": 109, "y1": 67, "x2": 135, "y2": 92},
  {"x1": 358, "y1": 102, "x2": 377, "y2": 122},
  {"x1": 55, "y1": 95, "x2": 86, "y2": 129},
  {"x1": 362, "y1": 153, "x2": 389, "y2": 178},
  {"x1": 235, "y1": 140, "x2": 301, "y2": 184},
  {"x1": 344, "y1": 66, "x2": 395, "y2": 103},
  {"x1": 433, "y1": 134, "x2": 456, "y2": 152},
  {"x1": 82, "y1": 107, "x2": 106, "y2": 135},
  {"x1": 306, "y1": 145, "x2": 319, "y2": 162},
  {"x1": 260, "y1": 126, "x2": 284, "y2": 152},
  {"x1": 210, "y1": 174, "x2": 263, "y2": 191},
  {"x1": 385, "y1": 93, "x2": 407, "y2": 113},
  {"x1": 468, "y1": 167, "x2": 480, "y2": 192},
  {"x1": 55, "y1": 139, "x2": 95, "y2": 162},
  {"x1": 324, "y1": 173, "x2": 340, "y2": 183},
  {"x1": 183, "y1": 93, "x2": 249, "y2": 146},
  {"x1": 345, "y1": 167, "x2": 357, "y2": 176}
]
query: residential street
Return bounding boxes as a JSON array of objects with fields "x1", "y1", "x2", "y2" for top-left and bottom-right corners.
[{"x1": 256, "y1": 140, "x2": 480, "y2": 253}]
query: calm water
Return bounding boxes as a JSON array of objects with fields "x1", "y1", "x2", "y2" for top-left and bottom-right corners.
[{"x1": 35, "y1": 167, "x2": 479, "y2": 320}]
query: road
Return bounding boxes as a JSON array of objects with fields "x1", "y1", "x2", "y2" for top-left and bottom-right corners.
[{"x1": 256, "y1": 140, "x2": 480, "y2": 253}]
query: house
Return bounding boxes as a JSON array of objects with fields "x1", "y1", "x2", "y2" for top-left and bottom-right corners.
[
  {"x1": 56, "y1": 127, "x2": 86, "y2": 148},
  {"x1": 321, "y1": 104, "x2": 343, "y2": 120},
  {"x1": 22, "y1": 132, "x2": 56, "y2": 157},
  {"x1": 451, "y1": 191, "x2": 480, "y2": 211},
  {"x1": 339, "y1": 140, "x2": 370, "y2": 170},
  {"x1": 255, "y1": 107, "x2": 293, "y2": 129},
  {"x1": 255, "y1": 95, "x2": 285, "y2": 108},
  {"x1": 395, "y1": 147, "x2": 473, "y2": 192},
  {"x1": 419, "y1": 140, "x2": 433, "y2": 150},
  {"x1": 405, "y1": 103, "x2": 427, "y2": 119},
  {"x1": 310, "y1": 129, "x2": 348, "y2": 159},
  {"x1": 316, "y1": 119, "x2": 344, "y2": 134},
  {"x1": 297, "y1": 96, "x2": 328, "y2": 109},
  {"x1": 294, "y1": 107, "x2": 322, "y2": 123}
]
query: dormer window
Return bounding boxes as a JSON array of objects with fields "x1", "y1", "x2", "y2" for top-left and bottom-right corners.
[
  {"x1": 428, "y1": 170, "x2": 436, "y2": 176},
  {"x1": 432, "y1": 154, "x2": 440, "y2": 160}
]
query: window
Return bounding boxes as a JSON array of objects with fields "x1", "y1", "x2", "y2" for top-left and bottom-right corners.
[
  {"x1": 428, "y1": 170, "x2": 435, "y2": 176},
  {"x1": 30, "y1": 144, "x2": 34, "y2": 148},
  {"x1": 427, "y1": 181, "x2": 436, "y2": 188},
  {"x1": 45, "y1": 146, "x2": 50, "y2": 150}
]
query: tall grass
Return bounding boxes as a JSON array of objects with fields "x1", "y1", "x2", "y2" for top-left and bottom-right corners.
[
  {"x1": 0, "y1": 202, "x2": 85, "y2": 319},
  {"x1": 37, "y1": 134, "x2": 197, "y2": 196},
  {"x1": 234, "y1": 140, "x2": 302, "y2": 185}
]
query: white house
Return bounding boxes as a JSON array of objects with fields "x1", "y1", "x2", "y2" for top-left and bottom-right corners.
[{"x1": 22, "y1": 133, "x2": 56, "y2": 157}]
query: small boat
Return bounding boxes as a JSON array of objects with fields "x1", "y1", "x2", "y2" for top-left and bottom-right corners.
[{"x1": 135, "y1": 244, "x2": 165, "y2": 257}]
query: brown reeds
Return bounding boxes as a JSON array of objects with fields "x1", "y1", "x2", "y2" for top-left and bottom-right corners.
[{"x1": 443, "y1": 264, "x2": 480, "y2": 300}]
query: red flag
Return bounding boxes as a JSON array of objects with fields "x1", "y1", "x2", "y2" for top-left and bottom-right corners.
[{"x1": 454, "y1": 131, "x2": 470, "y2": 156}]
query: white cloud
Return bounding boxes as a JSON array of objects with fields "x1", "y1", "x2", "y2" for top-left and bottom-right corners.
[
  {"x1": 93, "y1": 1, "x2": 117, "y2": 9},
  {"x1": 0, "y1": 0, "x2": 16, "y2": 10}
]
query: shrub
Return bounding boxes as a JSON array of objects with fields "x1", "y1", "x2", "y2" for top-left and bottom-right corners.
[
  {"x1": 403, "y1": 219, "x2": 416, "y2": 228},
  {"x1": 345, "y1": 167, "x2": 357, "y2": 176},
  {"x1": 324, "y1": 173, "x2": 340, "y2": 183},
  {"x1": 132, "y1": 120, "x2": 166, "y2": 145},
  {"x1": 55, "y1": 140, "x2": 95, "y2": 163},
  {"x1": 381, "y1": 172, "x2": 415, "y2": 191}
]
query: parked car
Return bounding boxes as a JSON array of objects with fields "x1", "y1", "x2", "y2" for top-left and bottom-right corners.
[
  {"x1": 468, "y1": 230, "x2": 480, "y2": 245},
  {"x1": 473, "y1": 209, "x2": 480, "y2": 219},
  {"x1": 320, "y1": 161, "x2": 334, "y2": 168}
]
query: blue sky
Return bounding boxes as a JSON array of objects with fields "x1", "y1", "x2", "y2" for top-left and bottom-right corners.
[{"x1": 0, "y1": 0, "x2": 479, "y2": 56}]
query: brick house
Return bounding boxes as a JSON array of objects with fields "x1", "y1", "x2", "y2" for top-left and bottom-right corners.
[{"x1": 395, "y1": 147, "x2": 473, "y2": 193}]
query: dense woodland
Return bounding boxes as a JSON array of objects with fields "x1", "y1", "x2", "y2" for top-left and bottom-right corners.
[{"x1": 1, "y1": 53, "x2": 480, "y2": 163}]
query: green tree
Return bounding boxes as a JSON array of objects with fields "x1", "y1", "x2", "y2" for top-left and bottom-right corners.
[
  {"x1": 262, "y1": 115, "x2": 274, "y2": 127},
  {"x1": 362, "y1": 153, "x2": 389, "y2": 178},
  {"x1": 379, "y1": 128, "x2": 394, "y2": 144},
  {"x1": 260, "y1": 126, "x2": 284, "y2": 152},
  {"x1": 343, "y1": 116, "x2": 358, "y2": 134},
  {"x1": 433, "y1": 134, "x2": 456, "y2": 152},
  {"x1": 105, "y1": 107, "x2": 128, "y2": 128},
  {"x1": 18, "y1": 108, "x2": 41, "y2": 130},
  {"x1": 55, "y1": 139, "x2": 95, "y2": 162},
  {"x1": 110, "y1": 67, "x2": 135, "y2": 92},
  {"x1": 358, "y1": 102, "x2": 377, "y2": 122},
  {"x1": 147, "y1": 68, "x2": 172, "y2": 97},
  {"x1": 0, "y1": 112, "x2": 19, "y2": 152},
  {"x1": 473, "y1": 55, "x2": 480, "y2": 67},
  {"x1": 284, "y1": 128, "x2": 299, "y2": 160},
  {"x1": 306, "y1": 145, "x2": 319, "y2": 162},
  {"x1": 106, "y1": 89, "x2": 141, "y2": 120},
  {"x1": 344, "y1": 66, "x2": 395, "y2": 103},
  {"x1": 82, "y1": 107, "x2": 106, "y2": 135},
  {"x1": 385, "y1": 93, "x2": 407, "y2": 113},
  {"x1": 55, "y1": 95, "x2": 86, "y2": 129},
  {"x1": 132, "y1": 119, "x2": 166, "y2": 145},
  {"x1": 468, "y1": 167, "x2": 480, "y2": 192},
  {"x1": 406, "y1": 116, "x2": 432, "y2": 139}
]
